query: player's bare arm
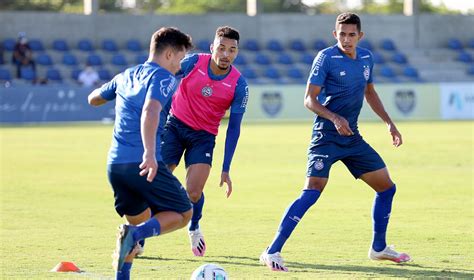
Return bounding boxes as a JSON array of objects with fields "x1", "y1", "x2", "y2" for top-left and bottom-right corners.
[
  {"x1": 87, "y1": 88, "x2": 108, "y2": 106},
  {"x1": 139, "y1": 98, "x2": 162, "y2": 182},
  {"x1": 304, "y1": 83, "x2": 354, "y2": 136},
  {"x1": 364, "y1": 83, "x2": 403, "y2": 147}
]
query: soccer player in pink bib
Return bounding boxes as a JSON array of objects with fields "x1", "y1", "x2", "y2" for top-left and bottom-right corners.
[{"x1": 160, "y1": 26, "x2": 249, "y2": 257}]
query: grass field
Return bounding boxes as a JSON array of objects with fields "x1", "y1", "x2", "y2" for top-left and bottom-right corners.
[{"x1": 1, "y1": 121, "x2": 473, "y2": 279}]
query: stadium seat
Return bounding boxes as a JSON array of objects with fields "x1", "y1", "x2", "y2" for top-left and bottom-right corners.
[
  {"x1": 372, "y1": 52, "x2": 385, "y2": 64},
  {"x1": 98, "y1": 68, "x2": 111, "y2": 81},
  {"x1": 77, "y1": 39, "x2": 94, "y2": 52},
  {"x1": 447, "y1": 38, "x2": 463, "y2": 50},
  {"x1": 71, "y1": 68, "x2": 82, "y2": 80},
  {"x1": 264, "y1": 66, "x2": 280, "y2": 80},
  {"x1": 46, "y1": 68, "x2": 62, "y2": 82},
  {"x1": 136, "y1": 54, "x2": 148, "y2": 64},
  {"x1": 380, "y1": 39, "x2": 396, "y2": 51},
  {"x1": 457, "y1": 52, "x2": 473, "y2": 63},
  {"x1": 111, "y1": 54, "x2": 127, "y2": 66},
  {"x1": 126, "y1": 39, "x2": 142, "y2": 52},
  {"x1": 233, "y1": 54, "x2": 247, "y2": 66},
  {"x1": 301, "y1": 53, "x2": 314, "y2": 65},
  {"x1": 402, "y1": 65, "x2": 419, "y2": 78},
  {"x1": 52, "y1": 39, "x2": 69, "y2": 52},
  {"x1": 266, "y1": 39, "x2": 284, "y2": 52},
  {"x1": 467, "y1": 38, "x2": 474, "y2": 49},
  {"x1": 36, "y1": 53, "x2": 53, "y2": 66},
  {"x1": 87, "y1": 54, "x2": 103, "y2": 66},
  {"x1": 102, "y1": 39, "x2": 118, "y2": 52},
  {"x1": 197, "y1": 39, "x2": 211, "y2": 51},
  {"x1": 467, "y1": 64, "x2": 474, "y2": 75},
  {"x1": 254, "y1": 53, "x2": 271, "y2": 65},
  {"x1": 0, "y1": 68, "x2": 12, "y2": 81},
  {"x1": 241, "y1": 67, "x2": 258, "y2": 80},
  {"x1": 3, "y1": 38, "x2": 16, "y2": 51},
  {"x1": 391, "y1": 52, "x2": 408, "y2": 64},
  {"x1": 290, "y1": 39, "x2": 306, "y2": 52},
  {"x1": 313, "y1": 39, "x2": 327, "y2": 51},
  {"x1": 62, "y1": 53, "x2": 79, "y2": 66},
  {"x1": 287, "y1": 66, "x2": 304, "y2": 80},
  {"x1": 20, "y1": 67, "x2": 36, "y2": 81},
  {"x1": 379, "y1": 65, "x2": 396, "y2": 78},
  {"x1": 358, "y1": 40, "x2": 373, "y2": 50},
  {"x1": 243, "y1": 39, "x2": 260, "y2": 51},
  {"x1": 276, "y1": 53, "x2": 293, "y2": 65},
  {"x1": 28, "y1": 39, "x2": 45, "y2": 52}
]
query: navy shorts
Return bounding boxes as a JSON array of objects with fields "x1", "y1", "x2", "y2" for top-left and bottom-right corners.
[
  {"x1": 306, "y1": 132, "x2": 386, "y2": 179},
  {"x1": 107, "y1": 162, "x2": 192, "y2": 217},
  {"x1": 161, "y1": 115, "x2": 216, "y2": 168}
]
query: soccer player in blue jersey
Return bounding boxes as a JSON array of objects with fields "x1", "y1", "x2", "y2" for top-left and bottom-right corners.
[
  {"x1": 260, "y1": 13, "x2": 411, "y2": 272},
  {"x1": 87, "y1": 27, "x2": 193, "y2": 278},
  {"x1": 160, "y1": 26, "x2": 248, "y2": 257}
]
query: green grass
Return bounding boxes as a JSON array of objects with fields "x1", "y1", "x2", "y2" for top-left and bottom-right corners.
[{"x1": 1, "y1": 121, "x2": 473, "y2": 279}]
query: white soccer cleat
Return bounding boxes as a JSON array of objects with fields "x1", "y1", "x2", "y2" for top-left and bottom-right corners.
[
  {"x1": 260, "y1": 249, "x2": 288, "y2": 272},
  {"x1": 369, "y1": 245, "x2": 411, "y2": 263},
  {"x1": 135, "y1": 243, "x2": 145, "y2": 256},
  {"x1": 189, "y1": 229, "x2": 206, "y2": 257}
]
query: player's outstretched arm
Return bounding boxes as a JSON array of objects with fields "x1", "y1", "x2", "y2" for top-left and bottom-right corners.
[
  {"x1": 87, "y1": 88, "x2": 109, "y2": 106},
  {"x1": 304, "y1": 84, "x2": 353, "y2": 136},
  {"x1": 220, "y1": 112, "x2": 244, "y2": 198},
  {"x1": 139, "y1": 98, "x2": 162, "y2": 182},
  {"x1": 364, "y1": 83, "x2": 402, "y2": 147}
]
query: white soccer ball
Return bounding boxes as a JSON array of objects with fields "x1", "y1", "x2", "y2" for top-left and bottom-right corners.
[{"x1": 190, "y1": 263, "x2": 228, "y2": 280}]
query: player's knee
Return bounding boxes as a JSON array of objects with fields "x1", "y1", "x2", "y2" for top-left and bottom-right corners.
[
  {"x1": 305, "y1": 181, "x2": 326, "y2": 192},
  {"x1": 188, "y1": 190, "x2": 203, "y2": 203}
]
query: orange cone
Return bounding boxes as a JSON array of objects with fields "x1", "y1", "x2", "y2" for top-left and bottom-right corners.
[{"x1": 50, "y1": 261, "x2": 81, "y2": 272}]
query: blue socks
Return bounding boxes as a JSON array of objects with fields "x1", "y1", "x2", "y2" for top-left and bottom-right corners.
[
  {"x1": 372, "y1": 185, "x2": 396, "y2": 252},
  {"x1": 132, "y1": 217, "x2": 161, "y2": 243},
  {"x1": 189, "y1": 193, "x2": 205, "y2": 231},
  {"x1": 268, "y1": 189, "x2": 321, "y2": 254},
  {"x1": 116, "y1": 262, "x2": 132, "y2": 280}
]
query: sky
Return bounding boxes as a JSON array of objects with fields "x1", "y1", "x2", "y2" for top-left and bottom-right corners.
[{"x1": 301, "y1": 0, "x2": 474, "y2": 14}]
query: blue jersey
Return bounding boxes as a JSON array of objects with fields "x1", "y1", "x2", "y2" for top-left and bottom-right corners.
[
  {"x1": 308, "y1": 45, "x2": 374, "y2": 134},
  {"x1": 99, "y1": 61, "x2": 178, "y2": 164}
]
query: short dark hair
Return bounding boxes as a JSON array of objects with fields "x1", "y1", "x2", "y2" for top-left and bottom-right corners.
[
  {"x1": 335, "y1": 12, "x2": 361, "y2": 32},
  {"x1": 215, "y1": 26, "x2": 240, "y2": 43},
  {"x1": 150, "y1": 27, "x2": 193, "y2": 55}
]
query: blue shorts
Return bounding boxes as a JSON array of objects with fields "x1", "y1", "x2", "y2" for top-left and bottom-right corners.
[
  {"x1": 306, "y1": 132, "x2": 386, "y2": 179},
  {"x1": 161, "y1": 115, "x2": 216, "y2": 168},
  {"x1": 107, "y1": 162, "x2": 192, "y2": 217}
]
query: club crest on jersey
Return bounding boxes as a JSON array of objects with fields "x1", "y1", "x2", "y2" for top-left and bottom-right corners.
[
  {"x1": 201, "y1": 86, "x2": 213, "y2": 97},
  {"x1": 314, "y1": 159, "x2": 324, "y2": 171},
  {"x1": 363, "y1": 65, "x2": 370, "y2": 81}
]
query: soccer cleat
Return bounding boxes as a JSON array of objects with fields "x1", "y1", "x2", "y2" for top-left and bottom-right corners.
[
  {"x1": 259, "y1": 249, "x2": 288, "y2": 272},
  {"x1": 369, "y1": 245, "x2": 411, "y2": 263},
  {"x1": 112, "y1": 224, "x2": 136, "y2": 271},
  {"x1": 189, "y1": 228, "x2": 206, "y2": 256}
]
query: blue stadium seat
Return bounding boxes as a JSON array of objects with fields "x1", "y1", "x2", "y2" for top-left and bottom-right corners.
[
  {"x1": 254, "y1": 53, "x2": 271, "y2": 65},
  {"x1": 276, "y1": 53, "x2": 293, "y2": 65},
  {"x1": 77, "y1": 39, "x2": 94, "y2": 52},
  {"x1": 62, "y1": 53, "x2": 79, "y2": 66},
  {"x1": 379, "y1": 65, "x2": 396, "y2": 78},
  {"x1": 287, "y1": 66, "x2": 304, "y2": 80},
  {"x1": 290, "y1": 39, "x2": 306, "y2": 52},
  {"x1": 243, "y1": 39, "x2": 260, "y2": 51},
  {"x1": 447, "y1": 38, "x2": 463, "y2": 50},
  {"x1": 102, "y1": 39, "x2": 118, "y2": 52},
  {"x1": 197, "y1": 39, "x2": 211, "y2": 51},
  {"x1": 98, "y1": 69, "x2": 111, "y2": 81},
  {"x1": 52, "y1": 39, "x2": 69, "y2": 52},
  {"x1": 380, "y1": 39, "x2": 396, "y2": 51},
  {"x1": 233, "y1": 54, "x2": 247, "y2": 66},
  {"x1": 402, "y1": 65, "x2": 419, "y2": 78},
  {"x1": 313, "y1": 39, "x2": 327, "y2": 51},
  {"x1": 0, "y1": 68, "x2": 12, "y2": 81},
  {"x1": 111, "y1": 54, "x2": 127, "y2": 66},
  {"x1": 46, "y1": 68, "x2": 62, "y2": 82},
  {"x1": 136, "y1": 54, "x2": 148, "y2": 64},
  {"x1": 457, "y1": 52, "x2": 473, "y2": 63},
  {"x1": 71, "y1": 68, "x2": 82, "y2": 80},
  {"x1": 126, "y1": 39, "x2": 142, "y2": 52},
  {"x1": 391, "y1": 52, "x2": 408, "y2": 64},
  {"x1": 241, "y1": 67, "x2": 258, "y2": 80},
  {"x1": 301, "y1": 53, "x2": 314, "y2": 65},
  {"x1": 358, "y1": 40, "x2": 373, "y2": 50},
  {"x1": 264, "y1": 66, "x2": 280, "y2": 80},
  {"x1": 20, "y1": 68, "x2": 36, "y2": 81},
  {"x1": 28, "y1": 39, "x2": 44, "y2": 52},
  {"x1": 372, "y1": 52, "x2": 385, "y2": 64},
  {"x1": 3, "y1": 38, "x2": 16, "y2": 51},
  {"x1": 36, "y1": 53, "x2": 53, "y2": 66},
  {"x1": 87, "y1": 54, "x2": 103, "y2": 66},
  {"x1": 266, "y1": 39, "x2": 284, "y2": 52},
  {"x1": 467, "y1": 64, "x2": 474, "y2": 75},
  {"x1": 467, "y1": 38, "x2": 474, "y2": 49}
]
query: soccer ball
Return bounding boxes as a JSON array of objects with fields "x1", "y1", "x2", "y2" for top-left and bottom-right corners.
[{"x1": 190, "y1": 263, "x2": 228, "y2": 280}]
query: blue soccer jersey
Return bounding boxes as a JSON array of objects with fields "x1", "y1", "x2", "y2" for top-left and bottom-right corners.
[
  {"x1": 308, "y1": 45, "x2": 373, "y2": 134},
  {"x1": 99, "y1": 61, "x2": 178, "y2": 164}
]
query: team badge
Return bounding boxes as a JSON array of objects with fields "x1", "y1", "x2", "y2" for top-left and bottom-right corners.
[
  {"x1": 314, "y1": 159, "x2": 324, "y2": 171},
  {"x1": 201, "y1": 86, "x2": 213, "y2": 97},
  {"x1": 261, "y1": 91, "x2": 282, "y2": 117},
  {"x1": 395, "y1": 89, "x2": 416, "y2": 115},
  {"x1": 363, "y1": 65, "x2": 370, "y2": 81}
]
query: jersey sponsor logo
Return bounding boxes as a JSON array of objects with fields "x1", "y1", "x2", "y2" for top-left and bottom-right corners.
[
  {"x1": 361, "y1": 55, "x2": 370, "y2": 59},
  {"x1": 331, "y1": 55, "x2": 343, "y2": 58},
  {"x1": 313, "y1": 131, "x2": 323, "y2": 142},
  {"x1": 241, "y1": 86, "x2": 249, "y2": 108},
  {"x1": 363, "y1": 65, "x2": 370, "y2": 81},
  {"x1": 261, "y1": 91, "x2": 282, "y2": 117},
  {"x1": 395, "y1": 89, "x2": 416, "y2": 115},
  {"x1": 201, "y1": 86, "x2": 213, "y2": 97},
  {"x1": 314, "y1": 159, "x2": 324, "y2": 171},
  {"x1": 159, "y1": 76, "x2": 176, "y2": 97},
  {"x1": 312, "y1": 52, "x2": 326, "y2": 76},
  {"x1": 340, "y1": 71, "x2": 346, "y2": 76}
]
